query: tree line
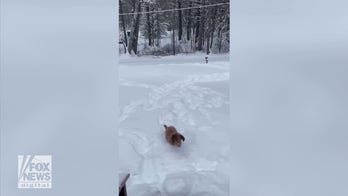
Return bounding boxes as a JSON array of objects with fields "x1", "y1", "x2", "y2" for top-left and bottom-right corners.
[{"x1": 119, "y1": 0, "x2": 230, "y2": 56}]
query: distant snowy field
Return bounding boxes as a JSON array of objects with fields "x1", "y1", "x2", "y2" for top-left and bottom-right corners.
[{"x1": 118, "y1": 54, "x2": 230, "y2": 196}]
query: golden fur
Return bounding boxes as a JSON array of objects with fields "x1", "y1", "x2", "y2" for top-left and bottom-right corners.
[{"x1": 164, "y1": 125, "x2": 185, "y2": 147}]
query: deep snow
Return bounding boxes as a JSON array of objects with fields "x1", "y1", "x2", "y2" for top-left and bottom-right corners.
[{"x1": 118, "y1": 54, "x2": 230, "y2": 195}]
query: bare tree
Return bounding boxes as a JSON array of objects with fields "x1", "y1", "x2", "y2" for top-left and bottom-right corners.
[
  {"x1": 119, "y1": 0, "x2": 230, "y2": 55},
  {"x1": 128, "y1": 0, "x2": 142, "y2": 54},
  {"x1": 119, "y1": 0, "x2": 128, "y2": 48},
  {"x1": 197, "y1": 0, "x2": 205, "y2": 51},
  {"x1": 146, "y1": 3, "x2": 152, "y2": 46},
  {"x1": 177, "y1": 0, "x2": 183, "y2": 41}
]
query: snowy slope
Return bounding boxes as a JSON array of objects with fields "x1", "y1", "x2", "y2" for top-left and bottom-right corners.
[{"x1": 119, "y1": 54, "x2": 230, "y2": 195}]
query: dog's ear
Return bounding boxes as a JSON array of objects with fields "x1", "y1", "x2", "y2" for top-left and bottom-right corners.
[{"x1": 180, "y1": 134, "x2": 185, "y2": 142}]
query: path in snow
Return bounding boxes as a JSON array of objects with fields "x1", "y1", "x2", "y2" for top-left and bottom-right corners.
[{"x1": 119, "y1": 55, "x2": 230, "y2": 196}]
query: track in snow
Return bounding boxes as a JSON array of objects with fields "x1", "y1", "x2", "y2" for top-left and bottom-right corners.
[{"x1": 119, "y1": 55, "x2": 230, "y2": 196}]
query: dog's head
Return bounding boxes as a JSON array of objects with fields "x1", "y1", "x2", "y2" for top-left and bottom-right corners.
[{"x1": 172, "y1": 133, "x2": 185, "y2": 147}]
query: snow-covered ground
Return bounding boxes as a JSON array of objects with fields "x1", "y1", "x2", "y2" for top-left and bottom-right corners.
[{"x1": 118, "y1": 54, "x2": 230, "y2": 195}]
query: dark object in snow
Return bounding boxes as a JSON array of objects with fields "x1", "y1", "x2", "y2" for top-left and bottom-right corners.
[
  {"x1": 205, "y1": 56, "x2": 209, "y2": 64},
  {"x1": 164, "y1": 125, "x2": 185, "y2": 147},
  {"x1": 119, "y1": 173, "x2": 130, "y2": 196}
]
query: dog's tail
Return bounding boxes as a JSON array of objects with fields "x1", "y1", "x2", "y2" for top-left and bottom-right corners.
[{"x1": 163, "y1": 124, "x2": 167, "y2": 129}]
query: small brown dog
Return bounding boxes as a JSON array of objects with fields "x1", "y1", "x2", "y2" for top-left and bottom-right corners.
[{"x1": 164, "y1": 125, "x2": 185, "y2": 147}]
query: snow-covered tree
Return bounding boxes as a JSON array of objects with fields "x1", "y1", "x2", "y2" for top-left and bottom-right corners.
[{"x1": 119, "y1": 0, "x2": 230, "y2": 55}]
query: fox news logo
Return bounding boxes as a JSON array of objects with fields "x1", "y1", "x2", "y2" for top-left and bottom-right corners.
[{"x1": 18, "y1": 155, "x2": 52, "y2": 189}]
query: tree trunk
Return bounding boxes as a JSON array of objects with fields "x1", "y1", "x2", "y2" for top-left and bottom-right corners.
[
  {"x1": 210, "y1": 7, "x2": 217, "y2": 48},
  {"x1": 156, "y1": 8, "x2": 161, "y2": 47},
  {"x1": 146, "y1": 3, "x2": 152, "y2": 46},
  {"x1": 151, "y1": 7, "x2": 155, "y2": 47},
  {"x1": 178, "y1": 0, "x2": 183, "y2": 41},
  {"x1": 218, "y1": 27, "x2": 222, "y2": 53},
  {"x1": 206, "y1": 36, "x2": 210, "y2": 55},
  {"x1": 128, "y1": 1, "x2": 141, "y2": 55},
  {"x1": 197, "y1": 0, "x2": 205, "y2": 51},
  {"x1": 119, "y1": 0, "x2": 128, "y2": 48},
  {"x1": 133, "y1": 3, "x2": 141, "y2": 54},
  {"x1": 172, "y1": 28, "x2": 175, "y2": 55},
  {"x1": 195, "y1": 3, "x2": 201, "y2": 44},
  {"x1": 186, "y1": 1, "x2": 192, "y2": 41}
]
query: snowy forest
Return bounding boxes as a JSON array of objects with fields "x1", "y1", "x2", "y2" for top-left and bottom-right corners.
[{"x1": 119, "y1": 0, "x2": 230, "y2": 56}]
